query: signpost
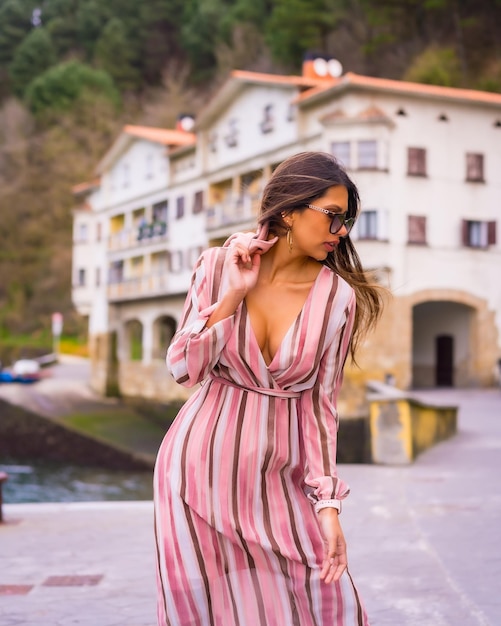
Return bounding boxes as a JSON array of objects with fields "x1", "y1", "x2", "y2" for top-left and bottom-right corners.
[{"x1": 51, "y1": 312, "x2": 63, "y2": 357}]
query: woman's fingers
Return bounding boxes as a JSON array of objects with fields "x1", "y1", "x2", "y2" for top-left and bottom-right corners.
[
  {"x1": 321, "y1": 547, "x2": 347, "y2": 583},
  {"x1": 317, "y1": 509, "x2": 348, "y2": 584}
]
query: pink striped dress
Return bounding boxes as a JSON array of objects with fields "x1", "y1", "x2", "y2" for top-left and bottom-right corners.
[{"x1": 154, "y1": 245, "x2": 369, "y2": 626}]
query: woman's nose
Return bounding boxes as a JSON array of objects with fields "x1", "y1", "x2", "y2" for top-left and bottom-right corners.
[{"x1": 336, "y1": 224, "x2": 349, "y2": 238}]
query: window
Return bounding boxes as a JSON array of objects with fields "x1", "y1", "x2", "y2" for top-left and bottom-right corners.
[
  {"x1": 462, "y1": 220, "x2": 496, "y2": 248},
  {"x1": 176, "y1": 196, "x2": 185, "y2": 219},
  {"x1": 408, "y1": 216, "x2": 427, "y2": 244},
  {"x1": 466, "y1": 153, "x2": 484, "y2": 182},
  {"x1": 153, "y1": 200, "x2": 168, "y2": 223},
  {"x1": 96, "y1": 222, "x2": 102, "y2": 242},
  {"x1": 407, "y1": 147, "x2": 427, "y2": 176},
  {"x1": 225, "y1": 119, "x2": 238, "y2": 148},
  {"x1": 260, "y1": 104, "x2": 274, "y2": 134},
  {"x1": 193, "y1": 190, "x2": 204, "y2": 214},
  {"x1": 352, "y1": 209, "x2": 388, "y2": 241},
  {"x1": 357, "y1": 140, "x2": 377, "y2": 169},
  {"x1": 95, "y1": 267, "x2": 101, "y2": 287},
  {"x1": 109, "y1": 260, "x2": 124, "y2": 284},
  {"x1": 78, "y1": 268, "x2": 86, "y2": 286},
  {"x1": 331, "y1": 141, "x2": 351, "y2": 168},
  {"x1": 77, "y1": 223, "x2": 88, "y2": 242},
  {"x1": 357, "y1": 210, "x2": 378, "y2": 239}
]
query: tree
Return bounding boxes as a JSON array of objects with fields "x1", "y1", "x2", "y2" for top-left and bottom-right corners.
[
  {"x1": 9, "y1": 27, "x2": 56, "y2": 97},
  {"x1": 181, "y1": 0, "x2": 233, "y2": 77},
  {"x1": 25, "y1": 60, "x2": 120, "y2": 115},
  {"x1": 265, "y1": 0, "x2": 343, "y2": 69},
  {"x1": 94, "y1": 18, "x2": 141, "y2": 92},
  {"x1": 138, "y1": 0, "x2": 185, "y2": 85},
  {"x1": 45, "y1": 15, "x2": 79, "y2": 58},
  {"x1": 76, "y1": 1, "x2": 112, "y2": 60},
  {"x1": 0, "y1": 0, "x2": 35, "y2": 65},
  {"x1": 404, "y1": 46, "x2": 462, "y2": 87}
]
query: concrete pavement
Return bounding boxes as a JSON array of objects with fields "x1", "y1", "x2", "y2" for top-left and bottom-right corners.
[{"x1": 1, "y1": 388, "x2": 500, "y2": 625}]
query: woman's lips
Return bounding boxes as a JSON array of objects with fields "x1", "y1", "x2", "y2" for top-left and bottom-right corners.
[{"x1": 324, "y1": 241, "x2": 337, "y2": 252}]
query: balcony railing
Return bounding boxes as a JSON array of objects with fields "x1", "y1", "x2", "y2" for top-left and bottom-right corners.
[
  {"x1": 206, "y1": 194, "x2": 260, "y2": 230},
  {"x1": 108, "y1": 222, "x2": 168, "y2": 252},
  {"x1": 107, "y1": 270, "x2": 188, "y2": 301}
]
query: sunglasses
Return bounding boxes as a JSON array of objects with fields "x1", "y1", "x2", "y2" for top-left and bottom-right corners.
[{"x1": 306, "y1": 203, "x2": 356, "y2": 236}]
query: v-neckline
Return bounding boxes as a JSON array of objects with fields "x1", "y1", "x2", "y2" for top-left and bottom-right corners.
[{"x1": 244, "y1": 265, "x2": 327, "y2": 368}]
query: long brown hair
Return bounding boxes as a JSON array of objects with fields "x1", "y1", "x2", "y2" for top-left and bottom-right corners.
[{"x1": 258, "y1": 151, "x2": 384, "y2": 360}]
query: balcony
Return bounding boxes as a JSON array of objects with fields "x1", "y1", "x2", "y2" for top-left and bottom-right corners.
[
  {"x1": 108, "y1": 222, "x2": 168, "y2": 252},
  {"x1": 206, "y1": 194, "x2": 260, "y2": 232},
  {"x1": 107, "y1": 271, "x2": 189, "y2": 302}
]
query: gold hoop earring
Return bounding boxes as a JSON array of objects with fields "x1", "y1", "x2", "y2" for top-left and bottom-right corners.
[{"x1": 286, "y1": 226, "x2": 293, "y2": 253}]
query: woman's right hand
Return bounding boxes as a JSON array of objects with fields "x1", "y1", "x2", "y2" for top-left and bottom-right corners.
[{"x1": 226, "y1": 243, "x2": 261, "y2": 296}]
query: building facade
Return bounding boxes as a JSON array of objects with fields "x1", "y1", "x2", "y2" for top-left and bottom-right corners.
[{"x1": 72, "y1": 62, "x2": 501, "y2": 415}]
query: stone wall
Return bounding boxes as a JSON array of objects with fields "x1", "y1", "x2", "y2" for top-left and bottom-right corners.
[{"x1": 0, "y1": 399, "x2": 152, "y2": 470}]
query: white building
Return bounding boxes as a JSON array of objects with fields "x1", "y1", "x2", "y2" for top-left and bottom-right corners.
[{"x1": 72, "y1": 61, "x2": 501, "y2": 413}]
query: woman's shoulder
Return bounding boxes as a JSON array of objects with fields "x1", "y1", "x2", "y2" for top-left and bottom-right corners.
[{"x1": 321, "y1": 265, "x2": 355, "y2": 303}]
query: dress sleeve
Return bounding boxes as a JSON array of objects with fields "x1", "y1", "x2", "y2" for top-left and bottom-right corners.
[
  {"x1": 299, "y1": 289, "x2": 356, "y2": 508},
  {"x1": 166, "y1": 249, "x2": 236, "y2": 387}
]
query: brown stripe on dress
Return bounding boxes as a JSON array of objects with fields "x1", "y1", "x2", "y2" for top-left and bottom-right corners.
[
  {"x1": 207, "y1": 384, "x2": 225, "y2": 527},
  {"x1": 310, "y1": 279, "x2": 340, "y2": 480},
  {"x1": 279, "y1": 397, "x2": 320, "y2": 626},
  {"x1": 295, "y1": 274, "x2": 338, "y2": 387},
  {"x1": 178, "y1": 413, "x2": 215, "y2": 625},
  {"x1": 212, "y1": 525, "x2": 240, "y2": 624},
  {"x1": 211, "y1": 248, "x2": 227, "y2": 304},
  {"x1": 182, "y1": 501, "x2": 215, "y2": 626},
  {"x1": 230, "y1": 393, "x2": 268, "y2": 624},
  {"x1": 153, "y1": 508, "x2": 170, "y2": 625},
  {"x1": 239, "y1": 301, "x2": 264, "y2": 386},
  {"x1": 347, "y1": 568, "x2": 366, "y2": 626},
  {"x1": 260, "y1": 396, "x2": 301, "y2": 626}
]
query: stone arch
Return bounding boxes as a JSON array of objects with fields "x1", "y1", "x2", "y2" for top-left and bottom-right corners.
[
  {"x1": 124, "y1": 319, "x2": 143, "y2": 361},
  {"x1": 152, "y1": 315, "x2": 177, "y2": 360},
  {"x1": 409, "y1": 289, "x2": 498, "y2": 388}
]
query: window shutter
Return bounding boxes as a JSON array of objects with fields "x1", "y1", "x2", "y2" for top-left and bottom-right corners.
[
  {"x1": 378, "y1": 209, "x2": 389, "y2": 240},
  {"x1": 193, "y1": 191, "x2": 204, "y2": 214},
  {"x1": 461, "y1": 219, "x2": 469, "y2": 246},
  {"x1": 488, "y1": 221, "x2": 497, "y2": 245},
  {"x1": 408, "y1": 215, "x2": 427, "y2": 244}
]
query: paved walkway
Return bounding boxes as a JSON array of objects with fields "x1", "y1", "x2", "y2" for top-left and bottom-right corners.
[{"x1": 1, "y1": 388, "x2": 500, "y2": 625}]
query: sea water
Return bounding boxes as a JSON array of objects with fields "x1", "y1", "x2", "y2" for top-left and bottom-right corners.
[{"x1": 0, "y1": 460, "x2": 153, "y2": 503}]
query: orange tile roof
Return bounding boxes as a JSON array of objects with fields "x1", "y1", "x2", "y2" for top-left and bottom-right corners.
[
  {"x1": 231, "y1": 69, "x2": 329, "y2": 88},
  {"x1": 123, "y1": 125, "x2": 196, "y2": 145},
  {"x1": 72, "y1": 178, "x2": 101, "y2": 195},
  {"x1": 295, "y1": 72, "x2": 501, "y2": 106}
]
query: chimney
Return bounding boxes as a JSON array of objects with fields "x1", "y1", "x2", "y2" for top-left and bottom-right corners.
[
  {"x1": 176, "y1": 114, "x2": 195, "y2": 132},
  {"x1": 302, "y1": 53, "x2": 343, "y2": 80}
]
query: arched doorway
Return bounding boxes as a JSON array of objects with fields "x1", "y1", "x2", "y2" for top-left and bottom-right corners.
[
  {"x1": 412, "y1": 301, "x2": 474, "y2": 388},
  {"x1": 435, "y1": 334, "x2": 454, "y2": 386},
  {"x1": 124, "y1": 319, "x2": 143, "y2": 361},
  {"x1": 152, "y1": 315, "x2": 177, "y2": 360}
]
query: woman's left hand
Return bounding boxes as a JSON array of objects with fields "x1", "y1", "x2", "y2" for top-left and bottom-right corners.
[{"x1": 317, "y1": 508, "x2": 348, "y2": 583}]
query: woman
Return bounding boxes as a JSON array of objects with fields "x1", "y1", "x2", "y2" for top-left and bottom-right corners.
[{"x1": 154, "y1": 152, "x2": 383, "y2": 625}]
